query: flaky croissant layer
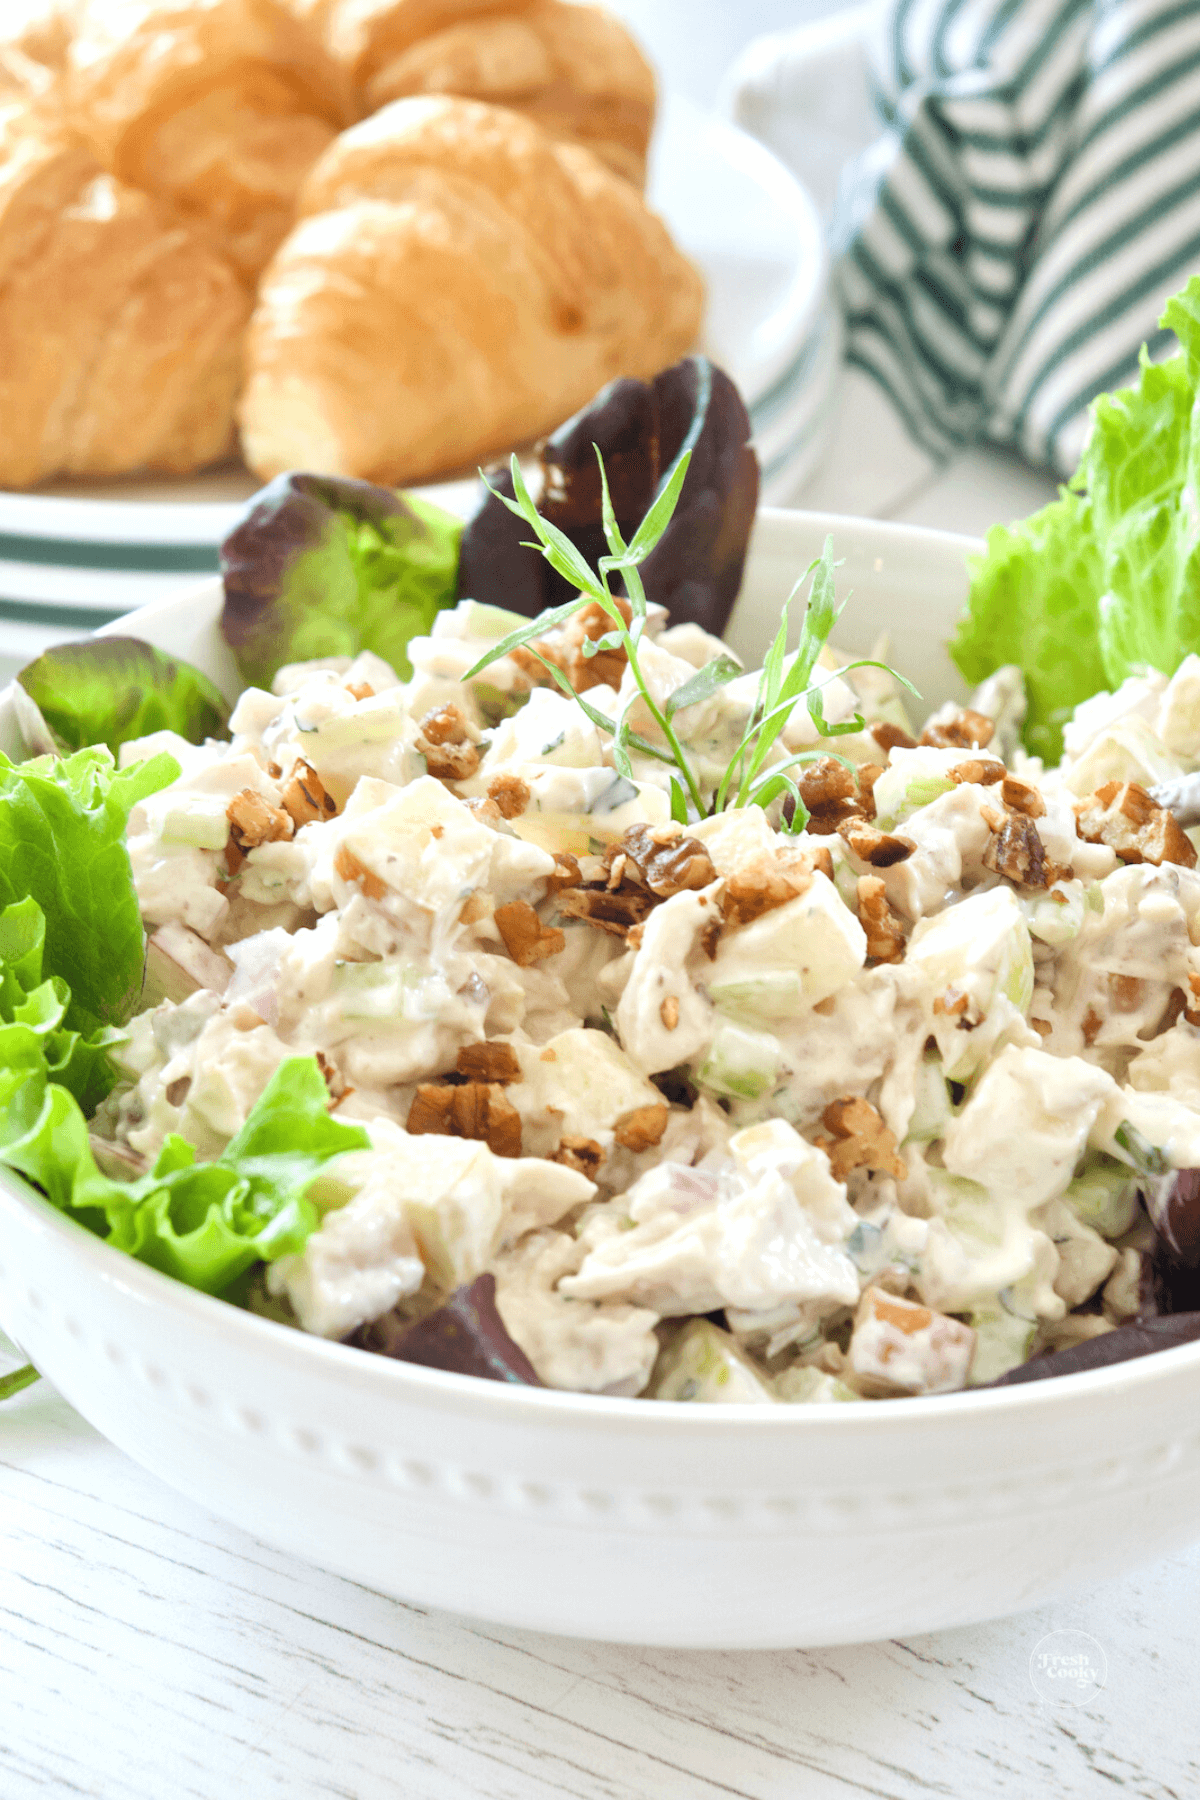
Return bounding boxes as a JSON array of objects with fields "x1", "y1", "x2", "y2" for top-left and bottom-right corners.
[
  {"x1": 0, "y1": 109, "x2": 251, "y2": 489},
  {"x1": 239, "y1": 95, "x2": 703, "y2": 486}
]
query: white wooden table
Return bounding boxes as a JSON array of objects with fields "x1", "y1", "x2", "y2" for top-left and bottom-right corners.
[
  {"x1": 3, "y1": 1333, "x2": 1195, "y2": 1800},
  {"x1": 4, "y1": 10, "x2": 1198, "y2": 1796}
]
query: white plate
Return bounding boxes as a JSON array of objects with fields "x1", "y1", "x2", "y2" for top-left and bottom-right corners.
[
  {"x1": 0, "y1": 95, "x2": 827, "y2": 661},
  {"x1": 4, "y1": 511, "x2": 1200, "y2": 1651}
]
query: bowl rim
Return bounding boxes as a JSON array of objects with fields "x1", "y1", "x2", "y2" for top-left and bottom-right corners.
[
  {"x1": 9, "y1": 505, "x2": 1198, "y2": 1432},
  {"x1": 5, "y1": 1166, "x2": 1200, "y2": 1430}
]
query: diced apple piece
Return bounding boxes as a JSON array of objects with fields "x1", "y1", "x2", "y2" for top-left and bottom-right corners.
[{"x1": 650, "y1": 1319, "x2": 777, "y2": 1404}]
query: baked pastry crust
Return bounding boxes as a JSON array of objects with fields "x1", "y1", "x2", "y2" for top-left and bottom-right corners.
[
  {"x1": 239, "y1": 95, "x2": 703, "y2": 485},
  {"x1": 0, "y1": 2, "x2": 77, "y2": 73},
  {"x1": 0, "y1": 104, "x2": 251, "y2": 487},
  {"x1": 65, "y1": 0, "x2": 355, "y2": 276},
  {"x1": 322, "y1": 0, "x2": 653, "y2": 183}
]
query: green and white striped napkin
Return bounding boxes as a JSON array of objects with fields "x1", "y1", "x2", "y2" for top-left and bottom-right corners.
[{"x1": 833, "y1": 0, "x2": 1200, "y2": 474}]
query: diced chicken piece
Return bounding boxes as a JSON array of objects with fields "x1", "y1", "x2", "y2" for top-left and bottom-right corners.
[
  {"x1": 1033, "y1": 1197, "x2": 1119, "y2": 1309},
  {"x1": 561, "y1": 1123, "x2": 858, "y2": 1317},
  {"x1": 143, "y1": 923, "x2": 234, "y2": 1005},
  {"x1": 270, "y1": 1119, "x2": 595, "y2": 1332},
  {"x1": 492, "y1": 1228, "x2": 660, "y2": 1396},
  {"x1": 616, "y1": 886, "x2": 720, "y2": 1074}
]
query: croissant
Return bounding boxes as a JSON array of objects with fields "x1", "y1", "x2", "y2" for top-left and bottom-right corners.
[
  {"x1": 239, "y1": 95, "x2": 703, "y2": 486},
  {"x1": 313, "y1": 0, "x2": 654, "y2": 183},
  {"x1": 64, "y1": 0, "x2": 354, "y2": 277},
  {"x1": 0, "y1": 2, "x2": 77, "y2": 72},
  {"x1": 0, "y1": 105, "x2": 251, "y2": 488}
]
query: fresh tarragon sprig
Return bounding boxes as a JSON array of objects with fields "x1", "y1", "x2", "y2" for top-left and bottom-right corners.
[
  {"x1": 0, "y1": 1363, "x2": 39, "y2": 1402},
  {"x1": 463, "y1": 448, "x2": 917, "y2": 828}
]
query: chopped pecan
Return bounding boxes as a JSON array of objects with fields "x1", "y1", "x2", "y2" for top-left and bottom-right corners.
[
  {"x1": 721, "y1": 851, "x2": 814, "y2": 926},
  {"x1": 1000, "y1": 775, "x2": 1045, "y2": 817},
  {"x1": 797, "y1": 757, "x2": 857, "y2": 810},
  {"x1": 805, "y1": 797, "x2": 868, "y2": 836},
  {"x1": 660, "y1": 995, "x2": 680, "y2": 1030},
  {"x1": 407, "y1": 1082, "x2": 522, "y2": 1157},
  {"x1": 553, "y1": 1135, "x2": 605, "y2": 1177},
  {"x1": 1186, "y1": 972, "x2": 1200, "y2": 1027},
  {"x1": 165, "y1": 1075, "x2": 191, "y2": 1107},
  {"x1": 1159, "y1": 986, "x2": 1189, "y2": 1032},
  {"x1": 494, "y1": 899, "x2": 565, "y2": 965},
  {"x1": 982, "y1": 812, "x2": 1050, "y2": 888},
  {"x1": 416, "y1": 703, "x2": 480, "y2": 780},
  {"x1": 563, "y1": 599, "x2": 630, "y2": 692},
  {"x1": 546, "y1": 850, "x2": 583, "y2": 893},
  {"x1": 613, "y1": 1104, "x2": 669, "y2": 1151},
  {"x1": 554, "y1": 887, "x2": 654, "y2": 937},
  {"x1": 920, "y1": 708, "x2": 995, "y2": 750},
  {"x1": 462, "y1": 795, "x2": 505, "y2": 825},
  {"x1": 840, "y1": 818, "x2": 915, "y2": 867},
  {"x1": 512, "y1": 600, "x2": 631, "y2": 694},
  {"x1": 333, "y1": 844, "x2": 387, "y2": 900},
  {"x1": 868, "y1": 721, "x2": 917, "y2": 753},
  {"x1": 281, "y1": 758, "x2": 338, "y2": 828},
  {"x1": 510, "y1": 642, "x2": 565, "y2": 687},
  {"x1": 227, "y1": 789, "x2": 294, "y2": 856},
  {"x1": 699, "y1": 916, "x2": 721, "y2": 959},
  {"x1": 345, "y1": 680, "x2": 375, "y2": 701},
  {"x1": 314, "y1": 1050, "x2": 343, "y2": 1098},
  {"x1": 949, "y1": 758, "x2": 1004, "y2": 787},
  {"x1": 486, "y1": 773, "x2": 530, "y2": 819},
  {"x1": 857, "y1": 763, "x2": 886, "y2": 818},
  {"x1": 456, "y1": 1042, "x2": 521, "y2": 1084},
  {"x1": 856, "y1": 876, "x2": 906, "y2": 963},
  {"x1": 419, "y1": 703, "x2": 473, "y2": 746},
  {"x1": 1082, "y1": 1006, "x2": 1103, "y2": 1045},
  {"x1": 405, "y1": 1084, "x2": 456, "y2": 1135},
  {"x1": 933, "y1": 987, "x2": 970, "y2": 1017},
  {"x1": 1075, "y1": 781, "x2": 1197, "y2": 869},
  {"x1": 1110, "y1": 973, "x2": 1143, "y2": 1012},
  {"x1": 817, "y1": 1097, "x2": 907, "y2": 1181},
  {"x1": 620, "y1": 823, "x2": 716, "y2": 897}
]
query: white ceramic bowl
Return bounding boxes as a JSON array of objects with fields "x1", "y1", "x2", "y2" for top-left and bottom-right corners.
[{"x1": 3, "y1": 511, "x2": 1200, "y2": 1650}]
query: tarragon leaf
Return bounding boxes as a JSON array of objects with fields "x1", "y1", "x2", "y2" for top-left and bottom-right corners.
[{"x1": 664, "y1": 655, "x2": 743, "y2": 717}]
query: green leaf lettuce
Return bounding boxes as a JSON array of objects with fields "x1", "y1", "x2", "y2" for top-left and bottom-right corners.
[
  {"x1": 0, "y1": 896, "x2": 123, "y2": 1114},
  {"x1": 0, "y1": 1055, "x2": 369, "y2": 1295},
  {"x1": 0, "y1": 746, "x2": 179, "y2": 1029},
  {"x1": 951, "y1": 274, "x2": 1200, "y2": 760},
  {"x1": 220, "y1": 473, "x2": 462, "y2": 689},
  {"x1": 16, "y1": 638, "x2": 230, "y2": 759}
]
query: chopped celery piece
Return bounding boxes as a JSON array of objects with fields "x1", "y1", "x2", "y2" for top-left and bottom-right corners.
[
  {"x1": 1020, "y1": 883, "x2": 1086, "y2": 946},
  {"x1": 905, "y1": 1052, "x2": 955, "y2": 1143},
  {"x1": 1063, "y1": 1159, "x2": 1140, "y2": 1239},
  {"x1": 695, "y1": 1020, "x2": 781, "y2": 1101}
]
